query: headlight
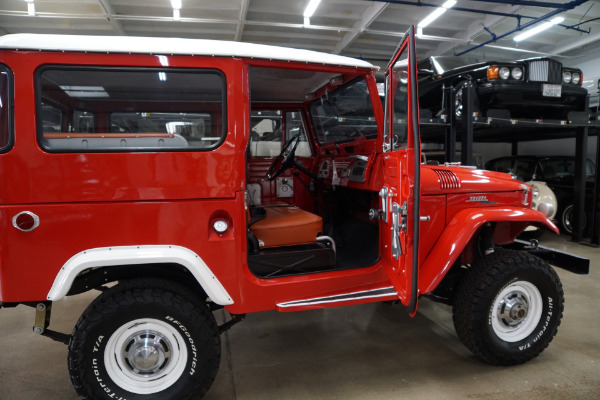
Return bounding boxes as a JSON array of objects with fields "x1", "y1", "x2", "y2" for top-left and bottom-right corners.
[
  {"x1": 511, "y1": 67, "x2": 523, "y2": 80},
  {"x1": 562, "y1": 71, "x2": 572, "y2": 84},
  {"x1": 499, "y1": 67, "x2": 510, "y2": 80},
  {"x1": 537, "y1": 202, "x2": 555, "y2": 218},
  {"x1": 572, "y1": 72, "x2": 581, "y2": 84}
]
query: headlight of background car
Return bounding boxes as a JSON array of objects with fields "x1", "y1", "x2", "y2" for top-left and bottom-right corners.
[
  {"x1": 572, "y1": 72, "x2": 581, "y2": 84},
  {"x1": 499, "y1": 67, "x2": 510, "y2": 80},
  {"x1": 511, "y1": 67, "x2": 523, "y2": 80},
  {"x1": 563, "y1": 71, "x2": 572, "y2": 84},
  {"x1": 529, "y1": 181, "x2": 557, "y2": 219}
]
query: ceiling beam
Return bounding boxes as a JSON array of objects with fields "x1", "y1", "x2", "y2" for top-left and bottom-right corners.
[
  {"x1": 97, "y1": 0, "x2": 125, "y2": 35},
  {"x1": 234, "y1": 0, "x2": 249, "y2": 41},
  {"x1": 332, "y1": 2, "x2": 388, "y2": 54}
]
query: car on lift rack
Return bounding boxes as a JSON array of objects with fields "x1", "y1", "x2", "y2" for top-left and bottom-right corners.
[
  {"x1": 417, "y1": 56, "x2": 588, "y2": 120},
  {"x1": 485, "y1": 155, "x2": 596, "y2": 235}
]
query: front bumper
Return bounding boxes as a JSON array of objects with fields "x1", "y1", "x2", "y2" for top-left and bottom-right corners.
[
  {"x1": 508, "y1": 239, "x2": 590, "y2": 274},
  {"x1": 477, "y1": 81, "x2": 588, "y2": 119}
]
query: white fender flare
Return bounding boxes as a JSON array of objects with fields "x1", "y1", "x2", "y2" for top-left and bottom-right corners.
[{"x1": 46, "y1": 245, "x2": 234, "y2": 305}]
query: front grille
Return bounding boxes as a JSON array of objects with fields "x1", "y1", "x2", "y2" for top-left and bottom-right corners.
[
  {"x1": 528, "y1": 59, "x2": 562, "y2": 83},
  {"x1": 433, "y1": 169, "x2": 461, "y2": 190}
]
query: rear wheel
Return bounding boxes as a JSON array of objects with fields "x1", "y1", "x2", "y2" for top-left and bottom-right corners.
[
  {"x1": 453, "y1": 249, "x2": 564, "y2": 365},
  {"x1": 68, "y1": 279, "x2": 220, "y2": 400}
]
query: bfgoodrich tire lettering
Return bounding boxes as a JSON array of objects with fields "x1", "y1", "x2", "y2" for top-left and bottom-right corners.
[
  {"x1": 453, "y1": 249, "x2": 564, "y2": 365},
  {"x1": 68, "y1": 279, "x2": 220, "y2": 400}
]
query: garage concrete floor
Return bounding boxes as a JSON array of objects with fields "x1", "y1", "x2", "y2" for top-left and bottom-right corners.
[{"x1": 0, "y1": 234, "x2": 599, "y2": 400}]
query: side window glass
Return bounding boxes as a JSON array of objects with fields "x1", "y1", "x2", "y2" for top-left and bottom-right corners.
[
  {"x1": 37, "y1": 67, "x2": 225, "y2": 152},
  {"x1": 0, "y1": 65, "x2": 13, "y2": 152},
  {"x1": 285, "y1": 111, "x2": 311, "y2": 157},
  {"x1": 388, "y1": 57, "x2": 408, "y2": 151},
  {"x1": 249, "y1": 110, "x2": 282, "y2": 157},
  {"x1": 42, "y1": 103, "x2": 63, "y2": 133},
  {"x1": 249, "y1": 110, "x2": 312, "y2": 158}
]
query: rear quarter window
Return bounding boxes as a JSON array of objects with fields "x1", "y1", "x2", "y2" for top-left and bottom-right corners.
[
  {"x1": 0, "y1": 65, "x2": 14, "y2": 153},
  {"x1": 36, "y1": 66, "x2": 226, "y2": 152}
]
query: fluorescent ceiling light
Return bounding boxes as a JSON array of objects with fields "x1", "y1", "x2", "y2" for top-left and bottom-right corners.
[
  {"x1": 173, "y1": 9, "x2": 180, "y2": 20},
  {"x1": 59, "y1": 85, "x2": 109, "y2": 98},
  {"x1": 418, "y1": 0, "x2": 456, "y2": 29},
  {"x1": 304, "y1": 17, "x2": 310, "y2": 27},
  {"x1": 171, "y1": 0, "x2": 182, "y2": 10},
  {"x1": 27, "y1": 1, "x2": 35, "y2": 16},
  {"x1": 158, "y1": 72, "x2": 167, "y2": 81},
  {"x1": 513, "y1": 17, "x2": 564, "y2": 42},
  {"x1": 303, "y1": 0, "x2": 321, "y2": 18}
]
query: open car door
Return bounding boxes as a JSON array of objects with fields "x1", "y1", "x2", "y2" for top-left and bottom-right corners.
[{"x1": 380, "y1": 26, "x2": 421, "y2": 315}]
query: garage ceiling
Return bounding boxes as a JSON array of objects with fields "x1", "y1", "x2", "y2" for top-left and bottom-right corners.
[{"x1": 1, "y1": 0, "x2": 600, "y2": 70}]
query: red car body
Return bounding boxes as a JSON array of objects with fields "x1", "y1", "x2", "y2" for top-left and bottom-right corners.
[{"x1": 0, "y1": 28, "x2": 587, "y2": 400}]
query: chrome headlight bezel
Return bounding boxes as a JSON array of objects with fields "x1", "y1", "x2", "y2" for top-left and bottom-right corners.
[{"x1": 511, "y1": 67, "x2": 523, "y2": 80}]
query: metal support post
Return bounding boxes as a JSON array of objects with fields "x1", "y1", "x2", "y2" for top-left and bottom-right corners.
[
  {"x1": 591, "y1": 131, "x2": 600, "y2": 245},
  {"x1": 460, "y1": 82, "x2": 473, "y2": 166},
  {"x1": 446, "y1": 86, "x2": 456, "y2": 163},
  {"x1": 572, "y1": 127, "x2": 588, "y2": 242}
]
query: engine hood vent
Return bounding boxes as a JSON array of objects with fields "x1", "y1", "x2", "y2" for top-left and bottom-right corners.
[{"x1": 433, "y1": 169, "x2": 461, "y2": 190}]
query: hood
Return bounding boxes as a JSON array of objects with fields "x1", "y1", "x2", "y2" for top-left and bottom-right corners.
[{"x1": 421, "y1": 165, "x2": 526, "y2": 196}]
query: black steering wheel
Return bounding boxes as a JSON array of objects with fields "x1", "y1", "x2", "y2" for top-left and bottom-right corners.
[{"x1": 267, "y1": 135, "x2": 301, "y2": 180}]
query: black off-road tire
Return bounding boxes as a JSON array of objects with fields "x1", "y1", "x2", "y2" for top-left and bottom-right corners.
[
  {"x1": 68, "y1": 279, "x2": 220, "y2": 400},
  {"x1": 560, "y1": 203, "x2": 591, "y2": 236},
  {"x1": 453, "y1": 249, "x2": 564, "y2": 366}
]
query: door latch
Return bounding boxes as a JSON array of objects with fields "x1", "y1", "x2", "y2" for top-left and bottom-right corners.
[
  {"x1": 399, "y1": 201, "x2": 408, "y2": 233},
  {"x1": 391, "y1": 202, "x2": 403, "y2": 260}
]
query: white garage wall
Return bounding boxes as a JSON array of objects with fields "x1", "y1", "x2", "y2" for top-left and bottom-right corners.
[{"x1": 576, "y1": 58, "x2": 600, "y2": 108}]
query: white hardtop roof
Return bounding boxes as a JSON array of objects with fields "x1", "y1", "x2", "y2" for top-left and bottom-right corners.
[{"x1": 0, "y1": 34, "x2": 377, "y2": 71}]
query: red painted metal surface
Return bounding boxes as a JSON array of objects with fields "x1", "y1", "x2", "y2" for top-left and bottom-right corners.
[{"x1": 0, "y1": 44, "x2": 555, "y2": 318}]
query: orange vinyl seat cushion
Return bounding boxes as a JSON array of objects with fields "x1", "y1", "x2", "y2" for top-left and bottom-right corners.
[{"x1": 249, "y1": 206, "x2": 323, "y2": 248}]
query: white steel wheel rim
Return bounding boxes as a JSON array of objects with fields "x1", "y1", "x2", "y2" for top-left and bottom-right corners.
[
  {"x1": 491, "y1": 281, "x2": 543, "y2": 343},
  {"x1": 104, "y1": 318, "x2": 188, "y2": 394}
]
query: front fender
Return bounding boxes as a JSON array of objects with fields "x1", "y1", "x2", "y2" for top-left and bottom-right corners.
[{"x1": 419, "y1": 207, "x2": 558, "y2": 295}]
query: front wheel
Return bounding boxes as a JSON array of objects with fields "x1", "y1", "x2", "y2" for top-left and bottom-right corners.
[
  {"x1": 68, "y1": 279, "x2": 221, "y2": 400},
  {"x1": 453, "y1": 249, "x2": 564, "y2": 365},
  {"x1": 560, "y1": 203, "x2": 589, "y2": 236}
]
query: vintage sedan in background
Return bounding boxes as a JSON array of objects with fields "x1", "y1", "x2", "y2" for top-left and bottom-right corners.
[
  {"x1": 417, "y1": 56, "x2": 588, "y2": 120},
  {"x1": 486, "y1": 155, "x2": 596, "y2": 235}
]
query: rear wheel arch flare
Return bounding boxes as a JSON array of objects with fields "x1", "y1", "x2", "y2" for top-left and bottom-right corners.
[{"x1": 46, "y1": 245, "x2": 234, "y2": 305}]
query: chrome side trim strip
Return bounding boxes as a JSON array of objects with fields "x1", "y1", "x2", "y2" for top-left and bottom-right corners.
[{"x1": 277, "y1": 287, "x2": 397, "y2": 308}]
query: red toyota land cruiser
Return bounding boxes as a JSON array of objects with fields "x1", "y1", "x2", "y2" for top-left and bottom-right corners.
[{"x1": 0, "y1": 28, "x2": 589, "y2": 400}]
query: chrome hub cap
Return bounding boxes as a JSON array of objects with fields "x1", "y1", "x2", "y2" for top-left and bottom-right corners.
[
  {"x1": 125, "y1": 331, "x2": 170, "y2": 374},
  {"x1": 497, "y1": 293, "x2": 529, "y2": 328},
  {"x1": 104, "y1": 319, "x2": 188, "y2": 394},
  {"x1": 491, "y1": 281, "x2": 543, "y2": 342}
]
